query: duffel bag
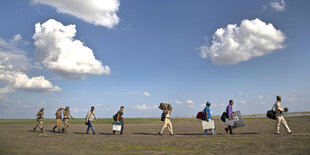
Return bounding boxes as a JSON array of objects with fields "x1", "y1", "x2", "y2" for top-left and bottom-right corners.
[
  {"x1": 159, "y1": 103, "x2": 172, "y2": 110},
  {"x1": 266, "y1": 110, "x2": 276, "y2": 120},
  {"x1": 221, "y1": 112, "x2": 228, "y2": 122},
  {"x1": 196, "y1": 111, "x2": 204, "y2": 120}
]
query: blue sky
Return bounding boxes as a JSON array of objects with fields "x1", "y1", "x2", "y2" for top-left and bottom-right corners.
[{"x1": 0, "y1": 0, "x2": 309, "y2": 118}]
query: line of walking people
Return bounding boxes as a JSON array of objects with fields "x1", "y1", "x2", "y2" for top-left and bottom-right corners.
[{"x1": 33, "y1": 95, "x2": 292, "y2": 135}]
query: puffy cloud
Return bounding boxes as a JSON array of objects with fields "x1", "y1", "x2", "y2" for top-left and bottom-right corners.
[
  {"x1": 238, "y1": 92, "x2": 243, "y2": 96},
  {"x1": 33, "y1": 19, "x2": 110, "y2": 79},
  {"x1": 135, "y1": 104, "x2": 157, "y2": 111},
  {"x1": 0, "y1": 37, "x2": 61, "y2": 95},
  {"x1": 0, "y1": 65, "x2": 61, "y2": 93},
  {"x1": 143, "y1": 92, "x2": 151, "y2": 96},
  {"x1": 270, "y1": 0, "x2": 286, "y2": 12},
  {"x1": 199, "y1": 18, "x2": 286, "y2": 65},
  {"x1": 175, "y1": 100, "x2": 182, "y2": 104},
  {"x1": 240, "y1": 100, "x2": 246, "y2": 105},
  {"x1": 186, "y1": 99, "x2": 195, "y2": 104},
  {"x1": 33, "y1": 0, "x2": 120, "y2": 28}
]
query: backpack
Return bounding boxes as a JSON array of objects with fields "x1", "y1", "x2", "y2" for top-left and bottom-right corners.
[
  {"x1": 161, "y1": 112, "x2": 166, "y2": 121},
  {"x1": 266, "y1": 104, "x2": 276, "y2": 120},
  {"x1": 221, "y1": 106, "x2": 229, "y2": 122},
  {"x1": 113, "y1": 113, "x2": 117, "y2": 121},
  {"x1": 85, "y1": 114, "x2": 89, "y2": 125}
]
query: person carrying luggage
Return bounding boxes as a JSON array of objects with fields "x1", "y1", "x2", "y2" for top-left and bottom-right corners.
[
  {"x1": 158, "y1": 103, "x2": 174, "y2": 136},
  {"x1": 224, "y1": 100, "x2": 234, "y2": 135},
  {"x1": 203, "y1": 101, "x2": 214, "y2": 135},
  {"x1": 274, "y1": 96, "x2": 292, "y2": 134},
  {"x1": 113, "y1": 106, "x2": 125, "y2": 135}
]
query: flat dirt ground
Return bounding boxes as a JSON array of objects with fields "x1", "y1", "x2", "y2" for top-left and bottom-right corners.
[{"x1": 0, "y1": 116, "x2": 309, "y2": 154}]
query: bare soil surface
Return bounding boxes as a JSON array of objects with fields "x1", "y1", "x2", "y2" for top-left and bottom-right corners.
[{"x1": 0, "y1": 116, "x2": 309, "y2": 154}]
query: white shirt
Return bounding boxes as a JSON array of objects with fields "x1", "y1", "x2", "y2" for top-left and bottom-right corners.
[
  {"x1": 275, "y1": 101, "x2": 283, "y2": 115},
  {"x1": 87, "y1": 111, "x2": 97, "y2": 121}
]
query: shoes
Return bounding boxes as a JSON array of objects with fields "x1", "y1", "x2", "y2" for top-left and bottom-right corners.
[
  {"x1": 287, "y1": 132, "x2": 292, "y2": 134},
  {"x1": 275, "y1": 132, "x2": 280, "y2": 134},
  {"x1": 170, "y1": 134, "x2": 174, "y2": 136},
  {"x1": 225, "y1": 128, "x2": 228, "y2": 134},
  {"x1": 33, "y1": 127, "x2": 36, "y2": 131},
  {"x1": 158, "y1": 132, "x2": 162, "y2": 136}
]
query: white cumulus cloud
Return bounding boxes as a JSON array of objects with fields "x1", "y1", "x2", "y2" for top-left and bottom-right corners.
[
  {"x1": 270, "y1": 0, "x2": 286, "y2": 12},
  {"x1": 33, "y1": 19, "x2": 110, "y2": 79},
  {"x1": 199, "y1": 18, "x2": 286, "y2": 65},
  {"x1": 135, "y1": 104, "x2": 157, "y2": 111},
  {"x1": 33, "y1": 0, "x2": 120, "y2": 28},
  {"x1": 0, "y1": 68, "x2": 61, "y2": 92},
  {"x1": 0, "y1": 37, "x2": 61, "y2": 95}
]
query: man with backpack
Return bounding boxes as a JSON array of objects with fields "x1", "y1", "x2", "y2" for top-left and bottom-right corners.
[
  {"x1": 158, "y1": 104, "x2": 174, "y2": 136},
  {"x1": 53, "y1": 107, "x2": 63, "y2": 133},
  {"x1": 113, "y1": 106, "x2": 125, "y2": 135},
  {"x1": 33, "y1": 108, "x2": 44, "y2": 133},
  {"x1": 62, "y1": 106, "x2": 74, "y2": 133}
]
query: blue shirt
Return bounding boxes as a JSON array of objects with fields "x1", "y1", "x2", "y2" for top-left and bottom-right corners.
[{"x1": 204, "y1": 106, "x2": 212, "y2": 120}]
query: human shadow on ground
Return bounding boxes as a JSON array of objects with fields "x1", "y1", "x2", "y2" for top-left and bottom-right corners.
[
  {"x1": 73, "y1": 132, "x2": 87, "y2": 135},
  {"x1": 27, "y1": 130, "x2": 35, "y2": 133},
  {"x1": 27, "y1": 129, "x2": 52, "y2": 133},
  {"x1": 99, "y1": 133, "x2": 114, "y2": 135},
  {"x1": 133, "y1": 132, "x2": 159, "y2": 136},
  {"x1": 235, "y1": 132, "x2": 260, "y2": 135},
  {"x1": 176, "y1": 133, "x2": 204, "y2": 136},
  {"x1": 217, "y1": 132, "x2": 259, "y2": 135}
]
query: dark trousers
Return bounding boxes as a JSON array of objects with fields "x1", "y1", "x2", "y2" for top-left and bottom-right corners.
[
  {"x1": 113, "y1": 122, "x2": 124, "y2": 134},
  {"x1": 225, "y1": 125, "x2": 233, "y2": 134}
]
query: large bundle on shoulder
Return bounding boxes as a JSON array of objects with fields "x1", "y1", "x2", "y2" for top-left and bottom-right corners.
[{"x1": 159, "y1": 103, "x2": 172, "y2": 110}]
